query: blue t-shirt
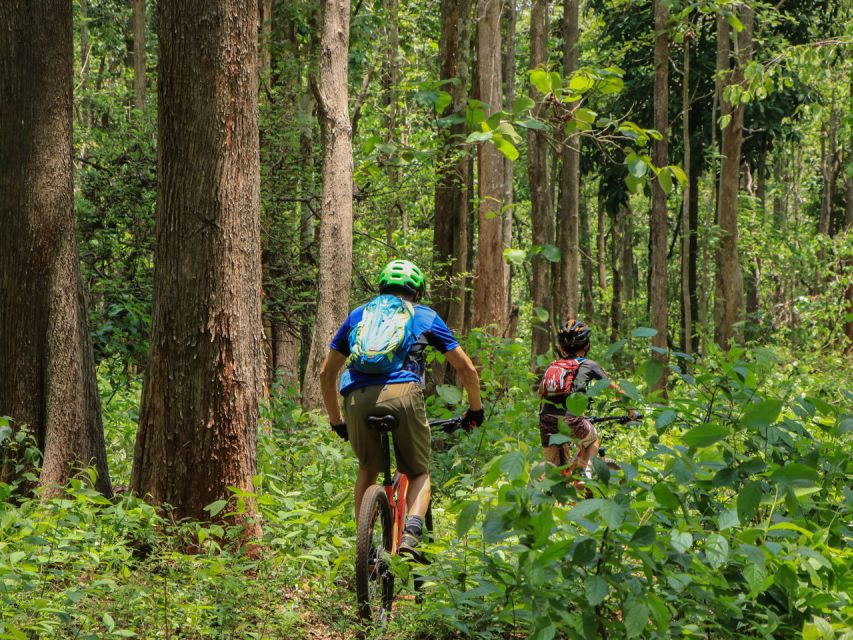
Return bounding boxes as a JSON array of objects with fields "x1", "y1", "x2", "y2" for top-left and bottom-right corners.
[{"x1": 330, "y1": 302, "x2": 459, "y2": 395}]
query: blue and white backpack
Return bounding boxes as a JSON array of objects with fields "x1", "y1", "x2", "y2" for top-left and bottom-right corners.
[{"x1": 347, "y1": 294, "x2": 416, "y2": 374}]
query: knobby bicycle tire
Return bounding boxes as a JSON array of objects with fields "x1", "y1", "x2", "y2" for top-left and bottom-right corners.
[{"x1": 355, "y1": 484, "x2": 395, "y2": 623}]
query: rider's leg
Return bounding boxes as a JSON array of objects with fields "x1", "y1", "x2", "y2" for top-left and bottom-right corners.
[
  {"x1": 354, "y1": 465, "x2": 379, "y2": 523},
  {"x1": 543, "y1": 445, "x2": 561, "y2": 465},
  {"x1": 579, "y1": 437, "x2": 600, "y2": 479},
  {"x1": 405, "y1": 472, "x2": 431, "y2": 518}
]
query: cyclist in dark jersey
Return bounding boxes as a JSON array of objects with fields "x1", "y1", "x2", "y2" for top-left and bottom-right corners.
[{"x1": 538, "y1": 319, "x2": 632, "y2": 474}]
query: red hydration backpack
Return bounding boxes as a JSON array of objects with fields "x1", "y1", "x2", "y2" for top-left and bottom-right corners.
[{"x1": 542, "y1": 358, "x2": 581, "y2": 395}]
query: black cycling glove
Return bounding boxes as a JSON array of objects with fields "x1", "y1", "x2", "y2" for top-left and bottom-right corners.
[
  {"x1": 461, "y1": 407, "x2": 485, "y2": 432},
  {"x1": 331, "y1": 422, "x2": 349, "y2": 441}
]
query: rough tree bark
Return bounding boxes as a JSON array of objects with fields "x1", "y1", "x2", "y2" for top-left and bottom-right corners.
[
  {"x1": 680, "y1": 28, "x2": 693, "y2": 354},
  {"x1": 714, "y1": 4, "x2": 753, "y2": 348},
  {"x1": 429, "y1": 0, "x2": 471, "y2": 387},
  {"x1": 301, "y1": 0, "x2": 353, "y2": 408},
  {"x1": 472, "y1": 0, "x2": 507, "y2": 330},
  {"x1": 528, "y1": 0, "x2": 553, "y2": 369},
  {"x1": 131, "y1": 0, "x2": 145, "y2": 110},
  {"x1": 650, "y1": 0, "x2": 669, "y2": 381},
  {"x1": 0, "y1": 1, "x2": 111, "y2": 497},
  {"x1": 131, "y1": 0, "x2": 263, "y2": 531},
  {"x1": 258, "y1": 0, "x2": 272, "y2": 76},
  {"x1": 557, "y1": 0, "x2": 581, "y2": 320},
  {"x1": 502, "y1": 0, "x2": 516, "y2": 310}
]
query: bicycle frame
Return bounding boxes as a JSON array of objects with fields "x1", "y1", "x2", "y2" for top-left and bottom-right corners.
[{"x1": 378, "y1": 429, "x2": 408, "y2": 553}]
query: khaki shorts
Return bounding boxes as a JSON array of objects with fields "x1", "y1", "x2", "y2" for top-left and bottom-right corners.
[{"x1": 342, "y1": 382, "x2": 430, "y2": 476}]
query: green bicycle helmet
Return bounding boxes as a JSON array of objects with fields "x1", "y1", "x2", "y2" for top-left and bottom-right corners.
[{"x1": 378, "y1": 260, "x2": 426, "y2": 298}]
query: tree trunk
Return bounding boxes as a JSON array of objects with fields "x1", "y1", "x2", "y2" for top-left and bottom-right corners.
[
  {"x1": 502, "y1": 0, "x2": 516, "y2": 312},
  {"x1": 714, "y1": 4, "x2": 752, "y2": 348},
  {"x1": 302, "y1": 0, "x2": 353, "y2": 408},
  {"x1": 596, "y1": 187, "x2": 607, "y2": 298},
  {"x1": 430, "y1": 0, "x2": 471, "y2": 388},
  {"x1": 650, "y1": 0, "x2": 669, "y2": 380},
  {"x1": 528, "y1": 0, "x2": 553, "y2": 369},
  {"x1": 258, "y1": 0, "x2": 272, "y2": 77},
  {"x1": 621, "y1": 204, "x2": 634, "y2": 332},
  {"x1": 472, "y1": 0, "x2": 507, "y2": 330},
  {"x1": 272, "y1": 321, "x2": 300, "y2": 390},
  {"x1": 608, "y1": 202, "x2": 622, "y2": 342},
  {"x1": 131, "y1": 0, "x2": 263, "y2": 532},
  {"x1": 0, "y1": 1, "x2": 111, "y2": 497},
  {"x1": 580, "y1": 195, "x2": 595, "y2": 319},
  {"x1": 819, "y1": 93, "x2": 838, "y2": 243},
  {"x1": 557, "y1": 0, "x2": 580, "y2": 320},
  {"x1": 382, "y1": 0, "x2": 401, "y2": 243},
  {"x1": 680, "y1": 29, "x2": 693, "y2": 354},
  {"x1": 131, "y1": 0, "x2": 145, "y2": 110}
]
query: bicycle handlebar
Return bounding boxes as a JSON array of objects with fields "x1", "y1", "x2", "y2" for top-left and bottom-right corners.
[{"x1": 429, "y1": 417, "x2": 465, "y2": 433}]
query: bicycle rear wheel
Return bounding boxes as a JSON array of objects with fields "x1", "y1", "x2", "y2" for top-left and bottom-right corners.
[{"x1": 356, "y1": 484, "x2": 395, "y2": 623}]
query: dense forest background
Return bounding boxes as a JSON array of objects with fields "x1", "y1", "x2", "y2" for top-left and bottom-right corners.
[{"x1": 1, "y1": 0, "x2": 851, "y2": 638}]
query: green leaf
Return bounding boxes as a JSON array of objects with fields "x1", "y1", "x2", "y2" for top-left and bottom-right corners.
[
  {"x1": 499, "y1": 451, "x2": 526, "y2": 481},
  {"x1": 531, "y1": 623, "x2": 557, "y2": 640},
  {"x1": 466, "y1": 130, "x2": 493, "y2": 143},
  {"x1": 496, "y1": 122, "x2": 522, "y2": 144},
  {"x1": 483, "y1": 506, "x2": 513, "y2": 542},
  {"x1": 704, "y1": 534, "x2": 729, "y2": 569},
  {"x1": 726, "y1": 12, "x2": 744, "y2": 32},
  {"x1": 719, "y1": 113, "x2": 732, "y2": 130},
  {"x1": 653, "y1": 482, "x2": 680, "y2": 510},
  {"x1": 568, "y1": 73, "x2": 594, "y2": 93},
  {"x1": 626, "y1": 152, "x2": 649, "y2": 178},
  {"x1": 456, "y1": 500, "x2": 480, "y2": 538},
  {"x1": 600, "y1": 499, "x2": 627, "y2": 529},
  {"x1": 529, "y1": 69, "x2": 551, "y2": 95},
  {"x1": 770, "y1": 463, "x2": 819, "y2": 485},
  {"x1": 585, "y1": 575, "x2": 608, "y2": 606},
  {"x1": 631, "y1": 525, "x2": 656, "y2": 546},
  {"x1": 657, "y1": 167, "x2": 672, "y2": 195},
  {"x1": 742, "y1": 399, "x2": 783, "y2": 429},
  {"x1": 204, "y1": 499, "x2": 228, "y2": 517},
  {"x1": 565, "y1": 393, "x2": 587, "y2": 417},
  {"x1": 515, "y1": 117, "x2": 548, "y2": 130},
  {"x1": 592, "y1": 456, "x2": 611, "y2": 486},
  {"x1": 541, "y1": 244, "x2": 560, "y2": 262},
  {"x1": 436, "y1": 384, "x2": 463, "y2": 405},
  {"x1": 435, "y1": 90, "x2": 452, "y2": 114},
  {"x1": 625, "y1": 174, "x2": 644, "y2": 194},
  {"x1": 103, "y1": 613, "x2": 116, "y2": 633},
  {"x1": 493, "y1": 134, "x2": 519, "y2": 161},
  {"x1": 642, "y1": 358, "x2": 664, "y2": 388},
  {"x1": 647, "y1": 594, "x2": 670, "y2": 630},
  {"x1": 802, "y1": 616, "x2": 834, "y2": 640},
  {"x1": 512, "y1": 95, "x2": 535, "y2": 113},
  {"x1": 669, "y1": 165, "x2": 687, "y2": 187},
  {"x1": 631, "y1": 326, "x2": 657, "y2": 338},
  {"x1": 737, "y1": 481, "x2": 763, "y2": 523},
  {"x1": 574, "y1": 107, "x2": 597, "y2": 124},
  {"x1": 624, "y1": 599, "x2": 649, "y2": 638},
  {"x1": 533, "y1": 306, "x2": 550, "y2": 324},
  {"x1": 744, "y1": 563, "x2": 768, "y2": 595},
  {"x1": 503, "y1": 247, "x2": 526, "y2": 265},
  {"x1": 670, "y1": 530, "x2": 693, "y2": 553},
  {"x1": 681, "y1": 423, "x2": 729, "y2": 448},
  {"x1": 598, "y1": 75, "x2": 624, "y2": 94}
]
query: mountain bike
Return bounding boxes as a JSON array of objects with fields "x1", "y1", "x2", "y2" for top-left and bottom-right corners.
[
  {"x1": 559, "y1": 413, "x2": 643, "y2": 481},
  {"x1": 355, "y1": 415, "x2": 465, "y2": 623}
]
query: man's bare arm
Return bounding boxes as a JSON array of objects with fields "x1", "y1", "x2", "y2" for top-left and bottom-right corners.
[
  {"x1": 444, "y1": 347, "x2": 482, "y2": 411},
  {"x1": 319, "y1": 350, "x2": 347, "y2": 424}
]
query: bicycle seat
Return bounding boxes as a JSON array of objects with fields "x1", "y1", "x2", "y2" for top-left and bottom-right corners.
[{"x1": 366, "y1": 415, "x2": 398, "y2": 432}]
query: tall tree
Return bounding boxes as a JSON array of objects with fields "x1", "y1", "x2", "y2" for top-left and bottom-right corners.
[
  {"x1": 502, "y1": 0, "x2": 517, "y2": 310},
  {"x1": 131, "y1": 0, "x2": 263, "y2": 532},
  {"x1": 714, "y1": 4, "x2": 753, "y2": 348},
  {"x1": 131, "y1": 0, "x2": 145, "y2": 110},
  {"x1": 557, "y1": 0, "x2": 581, "y2": 320},
  {"x1": 0, "y1": 0, "x2": 111, "y2": 497},
  {"x1": 301, "y1": 0, "x2": 354, "y2": 408},
  {"x1": 528, "y1": 0, "x2": 553, "y2": 367},
  {"x1": 472, "y1": 0, "x2": 507, "y2": 330},
  {"x1": 649, "y1": 0, "x2": 669, "y2": 380},
  {"x1": 431, "y1": 0, "x2": 472, "y2": 383},
  {"x1": 680, "y1": 27, "x2": 693, "y2": 354}
]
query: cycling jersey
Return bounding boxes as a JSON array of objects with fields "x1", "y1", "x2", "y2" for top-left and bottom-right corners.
[{"x1": 330, "y1": 303, "x2": 459, "y2": 396}]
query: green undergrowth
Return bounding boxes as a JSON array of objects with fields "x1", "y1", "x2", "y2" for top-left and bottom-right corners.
[{"x1": 1, "y1": 335, "x2": 851, "y2": 639}]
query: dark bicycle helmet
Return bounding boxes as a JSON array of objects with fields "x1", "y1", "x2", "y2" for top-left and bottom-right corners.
[{"x1": 558, "y1": 318, "x2": 591, "y2": 354}]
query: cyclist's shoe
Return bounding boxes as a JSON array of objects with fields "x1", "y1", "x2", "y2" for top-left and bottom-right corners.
[{"x1": 398, "y1": 531, "x2": 427, "y2": 564}]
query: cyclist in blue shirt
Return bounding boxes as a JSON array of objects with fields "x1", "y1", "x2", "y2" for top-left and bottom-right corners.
[{"x1": 319, "y1": 260, "x2": 483, "y2": 558}]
